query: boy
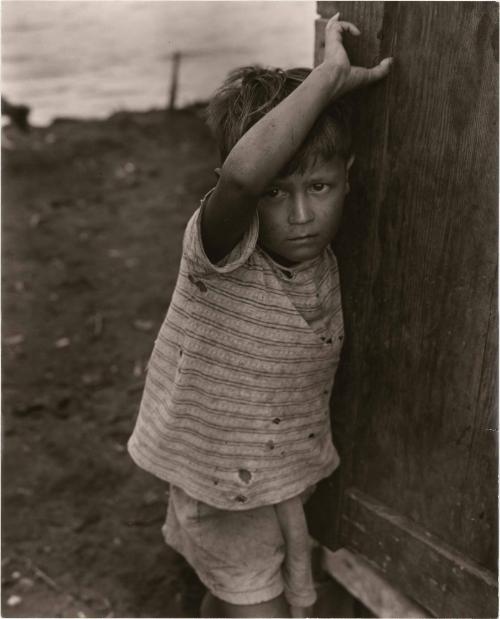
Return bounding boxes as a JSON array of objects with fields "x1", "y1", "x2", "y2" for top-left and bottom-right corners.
[{"x1": 128, "y1": 13, "x2": 392, "y2": 618}]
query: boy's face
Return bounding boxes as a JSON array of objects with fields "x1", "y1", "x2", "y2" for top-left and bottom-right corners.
[{"x1": 257, "y1": 155, "x2": 354, "y2": 267}]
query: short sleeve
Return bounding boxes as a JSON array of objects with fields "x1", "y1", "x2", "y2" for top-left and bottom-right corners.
[{"x1": 182, "y1": 188, "x2": 259, "y2": 277}]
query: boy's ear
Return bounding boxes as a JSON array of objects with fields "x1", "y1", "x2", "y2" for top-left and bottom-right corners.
[
  {"x1": 214, "y1": 167, "x2": 221, "y2": 179},
  {"x1": 346, "y1": 155, "x2": 355, "y2": 172}
]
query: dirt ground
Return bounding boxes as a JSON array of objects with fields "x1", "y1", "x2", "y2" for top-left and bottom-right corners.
[
  {"x1": 2, "y1": 108, "x2": 216, "y2": 618},
  {"x1": 2, "y1": 106, "x2": 366, "y2": 619}
]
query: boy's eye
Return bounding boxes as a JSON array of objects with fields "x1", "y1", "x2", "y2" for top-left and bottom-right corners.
[
  {"x1": 264, "y1": 187, "x2": 284, "y2": 199},
  {"x1": 310, "y1": 182, "x2": 329, "y2": 193}
]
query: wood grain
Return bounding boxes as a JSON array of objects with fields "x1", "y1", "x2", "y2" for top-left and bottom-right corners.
[
  {"x1": 342, "y1": 490, "x2": 498, "y2": 618},
  {"x1": 322, "y1": 546, "x2": 429, "y2": 618},
  {"x1": 311, "y1": 1, "x2": 498, "y2": 614}
]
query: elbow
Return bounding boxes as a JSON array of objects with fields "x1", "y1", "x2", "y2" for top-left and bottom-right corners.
[{"x1": 219, "y1": 163, "x2": 265, "y2": 200}]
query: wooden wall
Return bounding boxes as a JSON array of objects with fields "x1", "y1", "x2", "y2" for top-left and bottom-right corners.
[{"x1": 309, "y1": 3, "x2": 498, "y2": 616}]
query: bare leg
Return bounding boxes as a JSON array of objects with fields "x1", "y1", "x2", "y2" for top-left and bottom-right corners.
[
  {"x1": 201, "y1": 592, "x2": 290, "y2": 618},
  {"x1": 275, "y1": 497, "x2": 316, "y2": 617}
]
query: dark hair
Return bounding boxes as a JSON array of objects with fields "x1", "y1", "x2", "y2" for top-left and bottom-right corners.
[{"x1": 206, "y1": 65, "x2": 352, "y2": 175}]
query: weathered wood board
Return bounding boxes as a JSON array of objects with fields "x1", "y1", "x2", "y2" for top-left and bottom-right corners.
[{"x1": 311, "y1": 2, "x2": 498, "y2": 616}]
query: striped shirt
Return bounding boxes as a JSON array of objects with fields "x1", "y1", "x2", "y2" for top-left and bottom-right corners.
[{"x1": 128, "y1": 193, "x2": 343, "y2": 510}]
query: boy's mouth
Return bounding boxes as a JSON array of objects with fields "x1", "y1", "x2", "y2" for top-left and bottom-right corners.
[{"x1": 287, "y1": 233, "x2": 318, "y2": 241}]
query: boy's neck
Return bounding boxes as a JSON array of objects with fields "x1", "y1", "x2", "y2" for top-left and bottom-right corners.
[{"x1": 259, "y1": 244, "x2": 321, "y2": 270}]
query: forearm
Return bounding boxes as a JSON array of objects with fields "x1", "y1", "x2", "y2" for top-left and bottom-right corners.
[{"x1": 221, "y1": 64, "x2": 344, "y2": 195}]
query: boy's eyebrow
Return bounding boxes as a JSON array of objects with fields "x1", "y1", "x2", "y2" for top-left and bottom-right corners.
[
  {"x1": 305, "y1": 169, "x2": 343, "y2": 183},
  {"x1": 308, "y1": 171, "x2": 341, "y2": 180}
]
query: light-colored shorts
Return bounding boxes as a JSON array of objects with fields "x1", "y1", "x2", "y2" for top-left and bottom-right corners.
[{"x1": 163, "y1": 485, "x2": 317, "y2": 607}]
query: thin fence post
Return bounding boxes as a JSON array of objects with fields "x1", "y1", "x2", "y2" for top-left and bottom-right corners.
[{"x1": 168, "y1": 51, "x2": 181, "y2": 112}]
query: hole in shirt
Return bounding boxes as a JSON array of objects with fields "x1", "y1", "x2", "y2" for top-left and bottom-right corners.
[
  {"x1": 339, "y1": 335, "x2": 344, "y2": 340},
  {"x1": 238, "y1": 469, "x2": 252, "y2": 484},
  {"x1": 195, "y1": 280, "x2": 207, "y2": 293},
  {"x1": 309, "y1": 433, "x2": 316, "y2": 439},
  {"x1": 325, "y1": 337, "x2": 333, "y2": 344},
  {"x1": 235, "y1": 494, "x2": 248, "y2": 503},
  {"x1": 272, "y1": 418, "x2": 281, "y2": 425},
  {"x1": 188, "y1": 273, "x2": 207, "y2": 293},
  {"x1": 282, "y1": 270, "x2": 293, "y2": 279}
]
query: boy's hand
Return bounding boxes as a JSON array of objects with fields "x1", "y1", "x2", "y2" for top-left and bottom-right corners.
[{"x1": 323, "y1": 12, "x2": 392, "y2": 95}]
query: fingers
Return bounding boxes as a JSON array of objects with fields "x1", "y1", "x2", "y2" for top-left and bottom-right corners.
[
  {"x1": 349, "y1": 58, "x2": 393, "y2": 88},
  {"x1": 326, "y1": 13, "x2": 361, "y2": 38},
  {"x1": 340, "y1": 21, "x2": 361, "y2": 37},
  {"x1": 365, "y1": 57, "x2": 393, "y2": 82}
]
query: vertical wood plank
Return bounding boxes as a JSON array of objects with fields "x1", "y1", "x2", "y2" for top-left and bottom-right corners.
[
  {"x1": 311, "y1": 2, "x2": 498, "y2": 607},
  {"x1": 346, "y1": 1, "x2": 498, "y2": 571},
  {"x1": 310, "y1": 0, "x2": 389, "y2": 550}
]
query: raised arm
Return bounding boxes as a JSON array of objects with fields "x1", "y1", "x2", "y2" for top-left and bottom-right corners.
[{"x1": 201, "y1": 14, "x2": 392, "y2": 263}]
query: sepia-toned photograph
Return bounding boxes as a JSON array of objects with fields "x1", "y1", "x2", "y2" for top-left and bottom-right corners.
[{"x1": 2, "y1": 2, "x2": 497, "y2": 617}]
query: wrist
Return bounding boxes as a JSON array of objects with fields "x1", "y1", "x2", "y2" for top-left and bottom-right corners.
[{"x1": 312, "y1": 62, "x2": 348, "y2": 98}]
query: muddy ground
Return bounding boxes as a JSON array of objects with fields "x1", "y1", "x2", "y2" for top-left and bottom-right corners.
[{"x1": 2, "y1": 108, "x2": 216, "y2": 618}]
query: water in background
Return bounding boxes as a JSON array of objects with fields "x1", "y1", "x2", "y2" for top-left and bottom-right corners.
[{"x1": 2, "y1": 1, "x2": 316, "y2": 126}]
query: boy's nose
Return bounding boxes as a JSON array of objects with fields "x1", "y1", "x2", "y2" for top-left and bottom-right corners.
[{"x1": 288, "y1": 194, "x2": 314, "y2": 225}]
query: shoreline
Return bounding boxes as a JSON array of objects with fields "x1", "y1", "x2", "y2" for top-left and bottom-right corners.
[{"x1": 3, "y1": 100, "x2": 209, "y2": 133}]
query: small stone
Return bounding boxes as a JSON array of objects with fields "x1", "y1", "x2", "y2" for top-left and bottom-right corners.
[
  {"x1": 133, "y1": 319, "x2": 153, "y2": 332},
  {"x1": 7, "y1": 595, "x2": 22, "y2": 607},
  {"x1": 5, "y1": 334, "x2": 24, "y2": 346},
  {"x1": 29, "y1": 213, "x2": 42, "y2": 228},
  {"x1": 19, "y1": 577, "x2": 34, "y2": 589},
  {"x1": 55, "y1": 337, "x2": 71, "y2": 349},
  {"x1": 133, "y1": 360, "x2": 143, "y2": 377},
  {"x1": 11, "y1": 571, "x2": 21, "y2": 580},
  {"x1": 14, "y1": 281, "x2": 25, "y2": 292},
  {"x1": 81, "y1": 372, "x2": 100, "y2": 386},
  {"x1": 125, "y1": 257, "x2": 138, "y2": 268}
]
